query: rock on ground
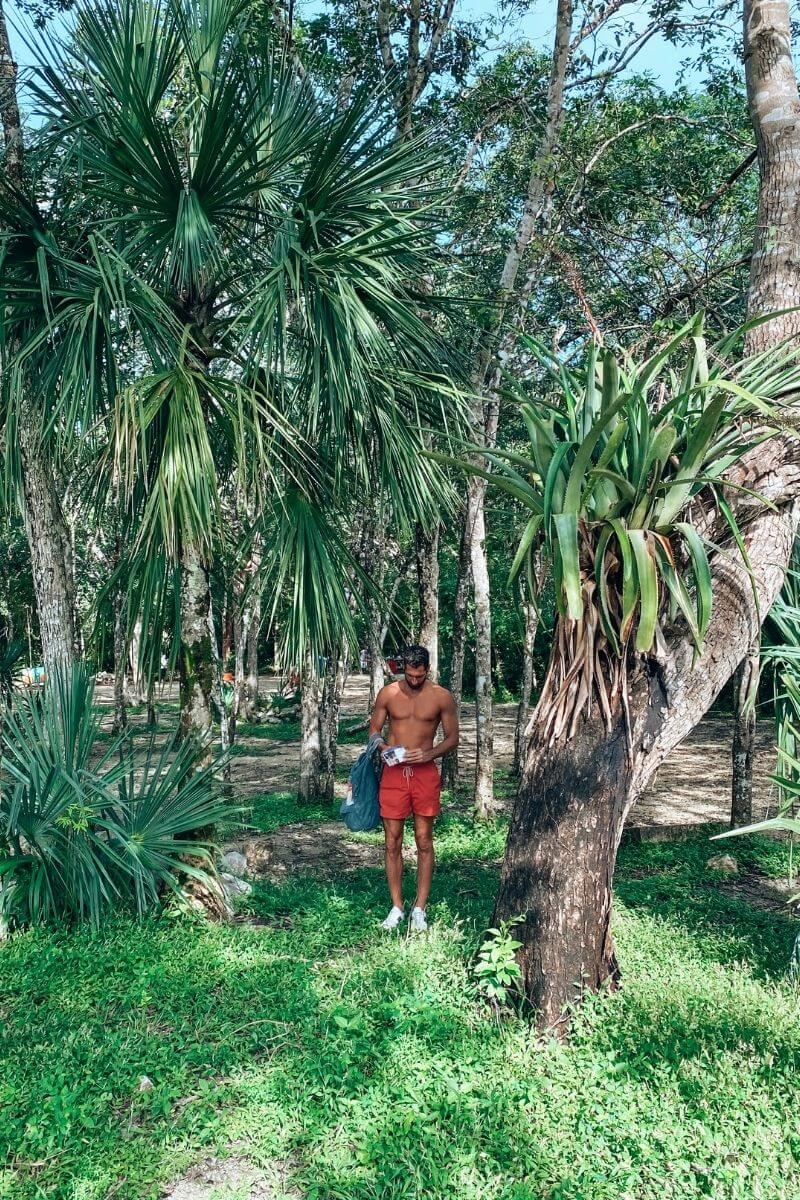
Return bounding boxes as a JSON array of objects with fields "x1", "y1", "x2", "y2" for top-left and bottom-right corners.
[{"x1": 706, "y1": 853, "x2": 739, "y2": 875}]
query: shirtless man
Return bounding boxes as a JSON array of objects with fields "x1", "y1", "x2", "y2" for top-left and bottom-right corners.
[{"x1": 368, "y1": 645, "x2": 459, "y2": 932}]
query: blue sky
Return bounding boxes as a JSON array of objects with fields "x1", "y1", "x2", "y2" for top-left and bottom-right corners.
[{"x1": 10, "y1": 0, "x2": 732, "y2": 89}]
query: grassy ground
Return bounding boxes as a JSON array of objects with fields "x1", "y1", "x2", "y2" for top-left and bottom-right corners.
[{"x1": 1, "y1": 793, "x2": 799, "y2": 1200}]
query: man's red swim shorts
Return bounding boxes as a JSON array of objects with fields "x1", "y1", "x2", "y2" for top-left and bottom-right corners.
[{"x1": 379, "y1": 761, "x2": 441, "y2": 820}]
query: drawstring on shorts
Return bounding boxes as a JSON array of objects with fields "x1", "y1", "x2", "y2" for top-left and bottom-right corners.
[{"x1": 402, "y1": 765, "x2": 414, "y2": 781}]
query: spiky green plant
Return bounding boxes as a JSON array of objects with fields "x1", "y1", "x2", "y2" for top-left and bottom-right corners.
[
  {"x1": 0, "y1": 665, "x2": 231, "y2": 926},
  {"x1": 464, "y1": 317, "x2": 796, "y2": 743}
]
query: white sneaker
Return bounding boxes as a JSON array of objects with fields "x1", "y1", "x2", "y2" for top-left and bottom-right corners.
[
  {"x1": 410, "y1": 906, "x2": 427, "y2": 932},
  {"x1": 381, "y1": 905, "x2": 405, "y2": 931}
]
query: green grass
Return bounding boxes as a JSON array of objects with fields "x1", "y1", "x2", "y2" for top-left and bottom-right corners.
[{"x1": 1, "y1": 824, "x2": 799, "y2": 1200}]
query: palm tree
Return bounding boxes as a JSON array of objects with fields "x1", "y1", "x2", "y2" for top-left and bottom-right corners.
[{"x1": 4, "y1": 0, "x2": 460, "y2": 738}]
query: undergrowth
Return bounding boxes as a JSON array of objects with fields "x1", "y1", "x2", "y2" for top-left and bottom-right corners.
[{"x1": 1, "y1": 814, "x2": 798, "y2": 1200}]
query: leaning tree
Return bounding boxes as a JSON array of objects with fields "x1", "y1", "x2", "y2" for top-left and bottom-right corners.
[{"x1": 488, "y1": 0, "x2": 800, "y2": 1029}]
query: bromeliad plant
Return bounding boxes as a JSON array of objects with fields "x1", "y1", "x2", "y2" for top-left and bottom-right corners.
[{"x1": 482, "y1": 317, "x2": 795, "y2": 744}]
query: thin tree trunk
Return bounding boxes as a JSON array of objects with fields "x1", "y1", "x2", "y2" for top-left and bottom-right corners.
[
  {"x1": 494, "y1": 0, "x2": 800, "y2": 1028},
  {"x1": 18, "y1": 420, "x2": 77, "y2": 679},
  {"x1": 442, "y1": 515, "x2": 470, "y2": 790},
  {"x1": 244, "y1": 585, "x2": 261, "y2": 720},
  {"x1": 179, "y1": 542, "x2": 214, "y2": 741},
  {"x1": 112, "y1": 586, "x2": 127, "y2": 733},
  {"x1": 416, "y1": 522, "x2": 440, "y2": 680},
  {"x1": 129, "y1": 613, "x2": 147, "y2": 702},
  {"x1": 319, "y1": 650, "x2": 347, "y2": 799},
  {"x1": 743, "y1": 0, "x2": 800, "y2": 353},
  {"x1": 0, "y1": 4, "x2": 77, "y2": 681},
  {"x1": 468, "y1": 474, "x2": 496, "y2": 818},
  {"x1": 299, "y1": 645, "x2": 322, "y2": 800},
  {"x1": 366, "y1": 517, "x2": 388, "y2": 710},
  {"x1": 464, "y1": 0, "x2": 575, "y2": 819},
  {"x1": 731, "y1": 639, "x2": 760, "y2": 827},
  {"x1": 514, "y1": 588, "x2": 539, "y2": 776}
]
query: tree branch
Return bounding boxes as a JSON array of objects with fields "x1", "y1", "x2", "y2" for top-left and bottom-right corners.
[{"x1": 696, "y1": 149, "x2": 757, "y2": 215}]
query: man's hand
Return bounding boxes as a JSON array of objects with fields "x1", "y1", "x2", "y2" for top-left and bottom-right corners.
[{"x1": 403, "y1": 747, "x2": 430, "y2": 764}]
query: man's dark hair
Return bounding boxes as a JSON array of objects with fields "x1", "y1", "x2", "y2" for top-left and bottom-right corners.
[{"x1": 402, "y1": 644, "x2": 430, "y2": 669}]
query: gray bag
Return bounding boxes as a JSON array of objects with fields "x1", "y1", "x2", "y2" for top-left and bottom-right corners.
[{"x1": 340, "y1": 734, "x2": 383, "y2": 832}]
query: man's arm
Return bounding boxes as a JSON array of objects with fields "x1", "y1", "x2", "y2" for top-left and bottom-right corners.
[{"x1": 368, "y1": 686, "x2": 391, "y2": 751}]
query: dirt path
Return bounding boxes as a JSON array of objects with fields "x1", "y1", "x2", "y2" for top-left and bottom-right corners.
[
  {"x1": 230, "y1": 675, "x2": 781, "y2": 833},
  {"x1": 98, "y1": 673, "x2": 781, "y2": 831}
]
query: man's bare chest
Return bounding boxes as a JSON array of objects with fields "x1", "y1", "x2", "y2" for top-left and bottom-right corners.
[{"x1": 387, "y1": 692, "x2": 441, "y2": 724}]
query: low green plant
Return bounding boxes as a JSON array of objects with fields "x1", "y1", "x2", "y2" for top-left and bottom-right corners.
[
  {"x1": 0, "y1": 665, "x2": 231, "y2": 926},
  {"x1": 471, "y1": 916, "x2": 524, "y2": 1007}
]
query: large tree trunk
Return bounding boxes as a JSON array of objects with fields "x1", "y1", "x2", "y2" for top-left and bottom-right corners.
[
  {"x1": 496, "y1": 501, "x2": 798, "y2": 1027},
  {"x1": 416, "y1": 522, "x2": 440, "y2": 679},
  {"x1": 179, "y1": 542, "x2": 214, "y2": 741},
  {"x1": 442, "y1": 515, "x2": 470, "y2": 791},
  {"x1": 298, "y1": 646, "x2": 322, "y2": 800},
  {"x1": 494, "y1": 0, "x2": 800, "y2": 1028}
]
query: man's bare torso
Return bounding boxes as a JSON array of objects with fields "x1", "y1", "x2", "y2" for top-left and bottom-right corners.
[{"x1": 382, "y1": 679, "x2": 450, "y2": 751}]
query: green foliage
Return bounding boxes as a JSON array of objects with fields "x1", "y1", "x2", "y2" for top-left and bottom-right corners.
[
  {"x1": 0, "y1": 625, "x2": 24, "y2": 703},
  {"x1": 471, "y1": 917, "x2": 523, "y2": 1007},
  {"x1": 1, "y1": 826, "x2": 798, "y2": 1200},
  {"x1": 0, "y1": 666, "x2": 231, "y2": 926},
  {"x1": 4, "y1": 0, "x2": 464, "y2": 678},
  {"x1": 443, "y1": 317, "x2": 798, "y2": 742},
  {"x1": 497, "y1": 318, "x2": 788, "y2": 654},
  {"x1": 762, "y1": 548, "x2": 800, "y2": 800}
]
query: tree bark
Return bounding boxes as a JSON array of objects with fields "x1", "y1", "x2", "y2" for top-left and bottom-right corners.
[
  {"x1": 415, "y1": 522, "x2": 440, "y2": 680},
  {"x1": 129, "y1": 613, "x2": 147, "y2": 702},
  {"x1": 319, "y1": 650, "x2": 347, "y2": 799},
  {"x1": 18, "y1": 419, "x2": 77, "y2": 679},
  {"x1": 0, "y1": 21, "x2": 77, "y2": 681},
  {"x1": 179, "y1": 542, "x2": 214, "y2": 741},
  {"x1": 731, "y1": 640, "x2": 760, "y2": 827},
  {"x1": 298, "y1": 645, "x2": 322, "y2": 800},
  {"x1": 442, "y1": 514, "x2": 470, "y2": 790},
  {"x1": 514, "y1": 586, "x2": 539, "y2": 776},
  {"x1": 493, "y1": 0, "x2": 800, "y2": 1028},
  {"x1": 467, "y1": 475, "x2": 496, "y2": 818},
  {"x1": 495, "y1": 499, "x2": 798, "y2": 1028},
  {"x1": 244, "y1": 589, "x2": 261, "y2": 720},
  {"x1": 112, "y1": 585, "x2": 127, "y2": 733},
  {"x1": 743, "y1": 0, "x2": 800, "y2": 352}
]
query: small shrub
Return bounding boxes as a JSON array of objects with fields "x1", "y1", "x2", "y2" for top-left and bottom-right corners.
[
  {"x1": 471, "y1": 916, "x2": 524, "y2": 1008},
  {"x1": 0, "y1": 665, "x2": 231, "y2": 927}
]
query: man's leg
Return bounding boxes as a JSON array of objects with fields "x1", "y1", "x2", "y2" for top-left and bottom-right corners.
[
  {"x1": 383, "y1": 818, "x2": 405, "y2": 910},
  {"x1": 412, "y1": 814, "x2": 435, "y2": 910}
]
